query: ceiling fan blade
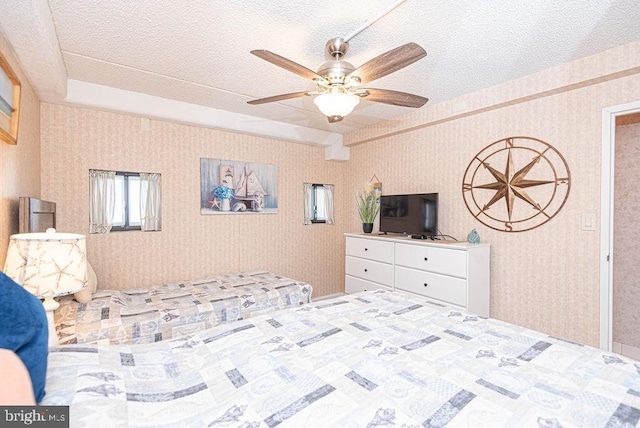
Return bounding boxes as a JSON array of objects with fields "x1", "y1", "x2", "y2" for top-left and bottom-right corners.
[
  {"x1": 348, "y1": 43, "x2": 427, "y2": 85},
  {"x1": 247, "y1": 91, "x2": 310, "y2": 105},
  {"x1": 359, "y1": 88, "x2": 428, "y2": 108},
  {"x1": 251, "y1": 50, "x2": 324, "y2": 81},
  {"x1": 327, "y1": 115, "x2": 344, "y2": 123}
]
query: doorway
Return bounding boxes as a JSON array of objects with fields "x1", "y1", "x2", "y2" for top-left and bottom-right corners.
[{"x1": 600, "y1": 100, "x2": 640, "y2": 354}]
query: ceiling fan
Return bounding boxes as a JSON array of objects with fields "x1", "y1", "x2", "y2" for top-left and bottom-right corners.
[{"x1": 247, "y1": 37, "x2": 429, "y2": 123}]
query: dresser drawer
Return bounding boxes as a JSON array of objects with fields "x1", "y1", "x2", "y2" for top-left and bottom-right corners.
[
  {"x1": 345, "y1": 276, "x2": 389, "y2": 294},
  {"x1": 346, "y1": 237, "x2": 394, "y2": 263},
  {"x1": 345, "y1": 256, "x2": 394, "y2": 287},
  {"x1": 395, "y1": 243, "x2": 467, "y2": 278},
  {"x1": 395, "y1": 266, "x2": 466, "y2": 307}
]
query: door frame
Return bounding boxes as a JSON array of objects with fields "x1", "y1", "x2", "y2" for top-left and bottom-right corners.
[{"x1": 600, "y1": 100, "x2": 640, "y2": 350}]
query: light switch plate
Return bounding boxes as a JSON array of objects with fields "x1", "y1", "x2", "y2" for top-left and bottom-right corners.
[{"x1": 581, "y1": 213, "x2": 596, "y2": 231}]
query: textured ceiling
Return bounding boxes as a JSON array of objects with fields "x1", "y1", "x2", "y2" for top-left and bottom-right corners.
[{"x1": 7, "y1": 0, "x2": 640, "y2": 135}]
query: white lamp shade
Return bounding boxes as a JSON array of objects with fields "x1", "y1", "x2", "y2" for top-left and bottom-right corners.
[
  {"x1": 3, "y1": 230, "x2": 88, "y2": 298},
  {"x1": 313, "y1": 91, "x2": 360, "y2": 117}
]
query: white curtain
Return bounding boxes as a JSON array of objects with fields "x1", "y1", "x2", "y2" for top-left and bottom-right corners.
[
  {"x1": 140, "y1": 173, "x2": 162, "y2": 231},
  {"x1": 303, "y1": 183, "x2": 313, "y2": 225},
  {"x1": 89, "y1": 169, "x2": 116, "y2": 234},
  {"x1": 324, "y1": 184, "x2": 335, "y2": 225}
]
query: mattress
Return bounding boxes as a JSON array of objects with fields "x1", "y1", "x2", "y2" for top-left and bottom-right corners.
[
  {"x1": 43, "y1": 289, "x2": 640, "y2": 427},
  {"x1": 53, "y1": 270, "x2": 313, "y2": 345}
]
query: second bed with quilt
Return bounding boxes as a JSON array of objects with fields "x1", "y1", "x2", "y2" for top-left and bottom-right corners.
[{"x1": 54, "y1": 270, "x2": 313, "y2": 345}]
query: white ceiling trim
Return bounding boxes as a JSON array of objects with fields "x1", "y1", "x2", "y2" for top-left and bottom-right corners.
[{"x1": 64, "y1": 79, "x2": 346, "y2": 154}]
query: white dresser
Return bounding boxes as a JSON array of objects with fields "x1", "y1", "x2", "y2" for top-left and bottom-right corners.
[{"x1": 345, "y1": 233, "x2": 490, "y2": 317}]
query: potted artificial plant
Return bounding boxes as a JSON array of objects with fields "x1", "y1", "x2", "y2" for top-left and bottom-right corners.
[{"x1": 357, "y1": 190, "x2": 380, "y2": 233}]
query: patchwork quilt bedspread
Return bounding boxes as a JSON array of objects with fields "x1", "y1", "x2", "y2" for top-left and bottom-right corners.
[
  {"x1": 43, "y1": 289, "x2": 640, "y2": 427},
  {"x1": 53, "y1": 270, "x2": 313, "y2": 345}
]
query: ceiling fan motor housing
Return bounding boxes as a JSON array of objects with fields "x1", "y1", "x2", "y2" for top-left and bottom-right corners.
[
  {"x1": 317, "y1": 60, "x2": 356, "y2": 85},
  {"x1": 318, "y1": 38, "x2": 358, "y2": 85}
]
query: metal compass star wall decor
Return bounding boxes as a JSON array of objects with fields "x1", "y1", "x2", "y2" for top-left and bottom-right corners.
[{"x1": 462, "y1": 136, "x2": 571, "y2": 232}]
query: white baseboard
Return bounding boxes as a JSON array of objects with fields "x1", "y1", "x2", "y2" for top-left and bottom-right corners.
[{"x1": 613, "y1": 341, "x2": 640, "y2": 361}]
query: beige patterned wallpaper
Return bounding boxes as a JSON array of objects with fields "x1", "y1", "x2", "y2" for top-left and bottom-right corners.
[
  {"x1": 613, "y1": 122, "x2": 640, "y2": 348},
  {"x1": 342, "y1": 69, "x2": 640, "y2": 347},
  {"x1": 0, "y1": 34, "x2": 41, "y2": 269},
  {"x1": 40, "y1": 104, "x2": 349, "y2": 297}
]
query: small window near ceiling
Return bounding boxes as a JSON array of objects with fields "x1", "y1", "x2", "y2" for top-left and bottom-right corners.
[
  {"x1": 113, "y1": 172, "x2": 141, "y2": 231},
  {"x1": 303, "y1": 183, "x2": 334, "y2": 225}
]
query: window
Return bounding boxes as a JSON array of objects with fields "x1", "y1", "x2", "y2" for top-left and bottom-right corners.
[
  {"x1": 89, "y1": 169, "x2": 162, "y2": 233},
  {"x1": 303, "y1": 183, "x2": 334, "y2": 225},
  {"x1": 112, "y1": 172, "x2": 141, "y2": 231},
  {"x1": 311, "y1": 184, "x2": 327, "y2": 223}
]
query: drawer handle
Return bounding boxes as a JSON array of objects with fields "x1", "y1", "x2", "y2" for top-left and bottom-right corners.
[
  {"x1": 423, "y1": 283, "x2": 428, "y2": 287},
  {"x1": 365, "y1": 248, "x2": 368, "y2": 251},
  {"x1": 364, "y1": 269, "x2": 368, "y2": 272},
  {"x1": 424, "y1": 257, "x2": 428, "y2": 261}
]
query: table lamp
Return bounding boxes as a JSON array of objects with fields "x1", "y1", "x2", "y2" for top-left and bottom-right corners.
[{"x1": 3, "y1": 228, "x2": 88, "y2": 347}]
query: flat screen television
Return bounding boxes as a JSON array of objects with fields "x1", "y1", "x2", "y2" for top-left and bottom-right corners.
[{"x1": 379, "y1": 193, "x2": 438, "y2": 238}]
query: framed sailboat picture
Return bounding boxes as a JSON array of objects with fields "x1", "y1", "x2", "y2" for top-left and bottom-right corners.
[{"x1": 200, "y1": 158, "x2": 278, "y2": 215}]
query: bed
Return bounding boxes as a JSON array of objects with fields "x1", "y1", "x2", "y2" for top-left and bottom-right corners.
[
  {"x1": 53, "y1": 270, "x2": 313, "y2": 345},
  {"x1": 42, "y1": 289, "x2": 640, "y2": 427}
]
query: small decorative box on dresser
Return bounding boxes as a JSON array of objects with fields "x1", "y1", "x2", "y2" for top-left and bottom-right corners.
[{"x1": 345, "y1": 233, "x2": 490, "y2": 317}]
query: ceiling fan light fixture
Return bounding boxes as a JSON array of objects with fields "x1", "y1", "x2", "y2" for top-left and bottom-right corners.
[
  {"x1": 248, "y1": 40, "x2": 428, "y2": 118},
  {"x1": 313, "y1": 91, "x2": 360, "y2": 118}
]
